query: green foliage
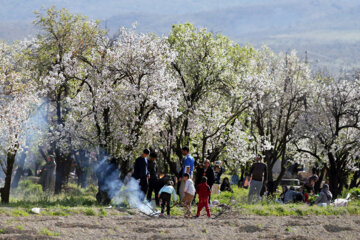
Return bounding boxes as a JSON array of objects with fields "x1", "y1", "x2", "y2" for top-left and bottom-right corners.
[
  {"x1": 13, "y1": 180, "x2": 43, "y2": 201},
  {"x1": 7, "y1": 183, "x2": 97, "y2": 208},
  {"x1": 348, "y1": 188, "x2": 360, "y2": 198}
]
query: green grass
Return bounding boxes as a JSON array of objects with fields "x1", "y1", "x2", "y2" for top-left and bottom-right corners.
[
  {"x1": 0, "y1": 229, "x2": 5, "y2": 234},
  {"x1": 2, "y1": 181, "x2": 360, "y2": 217},
  {"x1": 40, "y1": 228, "x2": 60, "y2": 237},
  {"x1": 83, "y1": 208, "x2": 96, "y2": 216},
  {"x1": 16, "y1": 225, "x2": 24, "y2": 231}
]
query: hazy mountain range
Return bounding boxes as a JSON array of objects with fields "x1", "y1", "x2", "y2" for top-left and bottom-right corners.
[{"x1": 1, "y1": 0, "x2": 360, "y2": 72}]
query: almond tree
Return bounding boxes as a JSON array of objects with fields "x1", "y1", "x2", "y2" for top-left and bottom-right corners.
[
  {"x1": 31, "y1": 7, "x2": 100, "y2": 193},
  {"x1": 296, "y1": 77, "x2": 360, "y2": 198},
  {"x1": 246, "y1": 49, "x2": 311, "y2": 192},
  {"x1": 160, "y1": 23, "x2": 256, "y2": 173},
  {"x1": 66, "y1": 27, "x2": 179, "y2": 173},
  {"x1": 0, "y1": 41, "x2": 40, "y2": 203}
]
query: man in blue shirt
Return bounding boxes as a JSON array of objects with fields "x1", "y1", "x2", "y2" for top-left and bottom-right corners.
[
  {"x1": 181, "y1": 146, "x2": 195, "y2": 177},
  {"x1": 133, "y1": 149, "x2": 150, "y2": 201},
  {"x1": 178, "y1": 146, "x2": 194, "y2": 200}
]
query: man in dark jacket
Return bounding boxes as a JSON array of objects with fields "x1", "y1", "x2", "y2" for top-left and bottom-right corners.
[
  {"x1": 146, "y1": 152, "x2": 160, "y2": 206},
  {"x1": 133, "y1": 149, "x2": 150, "y2": 201},
  {"x1": 248, "y1": 154, "x2": 268, "y2": 203}
]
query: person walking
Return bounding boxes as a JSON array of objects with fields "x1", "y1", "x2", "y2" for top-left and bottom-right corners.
[
  {"x1": 181, "y1": 173, "x2": 195, "y2": 218},
  {"x1": 133, "y1": 149, "x2": 150, "y2": 201},
  {"x1": 248, "y1": 154, "x2": 268, "y2": 203},
  {"x1": 178, "y1": 147, "x2": 194, "y2": 201},
  {"x1": 147, "y1": 152, "x2": 160, "y2": 206},
  {"x1": 195, "y1": 176, "x2": 211, "y2": 218}
]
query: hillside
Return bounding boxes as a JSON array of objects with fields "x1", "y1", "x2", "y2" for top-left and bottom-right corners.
[{"x1": 1, "y1": 0, "x2": 359, "y2": 71}]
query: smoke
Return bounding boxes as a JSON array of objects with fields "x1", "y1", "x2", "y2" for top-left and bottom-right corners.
[{"x1": 96, "y1": 157, "x2": 159, "y2": 216}]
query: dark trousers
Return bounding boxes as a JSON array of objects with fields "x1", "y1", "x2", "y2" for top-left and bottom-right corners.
[
  {"x1": 139, "y1": 177, "x2": 148, "y2": 201},
  {"x1": 160, "y1": 192, "x2": 171, "y2": 215},
  {"x1": 147, "y1": 178, "x2": 159, "y2": 205}
]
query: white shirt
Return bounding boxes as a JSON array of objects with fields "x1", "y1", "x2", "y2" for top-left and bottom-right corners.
[{"x1": 184, "y1": 179, "x2": 195, "y2": 196}]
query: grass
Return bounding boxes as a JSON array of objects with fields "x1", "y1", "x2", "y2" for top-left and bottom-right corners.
[
  {"x1": 83, "y1": 208, "x2": 96, "y2": 216},
  {"x1": 1, "y1": 180, "x2": 360, "y2": 217},
  {"x1": 0, "y1": 229, "x2": 4, "y2": 234},
  {"x1": 16, "y1": 225, "x2": 24, "y2": 231},
  {"x1": 40, "y1": 228, "x2": 60, "y2": 237}
]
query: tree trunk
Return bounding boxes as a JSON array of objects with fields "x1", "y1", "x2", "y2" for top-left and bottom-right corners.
[
  {"x1": 1, "y1": 148, "x2": 18, "y2": 204},
  {"x1": 327, "y1": 153, "x2": 344, "y2": 199},
  {"x1": 11, "y1": 151, "x2": 27, "y2": 189},
  {"x1": 315, "y1": 166, "x2": 327, "y2": 193},
  {"x1": 54, "y1": 154, "x2": 72, "y2": 194}
]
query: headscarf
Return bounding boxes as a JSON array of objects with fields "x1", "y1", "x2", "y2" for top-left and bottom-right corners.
[{"x1": 321, "y1": 184, "x2": 332, "y2": 200}]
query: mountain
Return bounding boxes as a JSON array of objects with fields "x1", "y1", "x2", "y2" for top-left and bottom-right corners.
[{"x1": 1, "y1": 0, "x2": 359, "y2": 71}]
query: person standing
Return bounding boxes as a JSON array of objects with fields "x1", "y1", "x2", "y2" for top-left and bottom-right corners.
[
  {"x1": 39, "y1": 156, "x2": 56, "y2": 192},
  {"x1": 178, "y1": 147, "x2": 195, "y2": 201},
  {"x1": 214, "y1": 161, "x2": 224, "y2": 184},
  {"x1": 197, "y1": 160, "x2": 215, "y2": 202},
  {"x1": 248, "y1": 154, "x2": 268, "y2": 203},
  {"x1": 147, "y1": 152, "x2": 160, "y2": 206},
  {"x1": 133, "y1": 149, "x2": 150, "y2": 201}
]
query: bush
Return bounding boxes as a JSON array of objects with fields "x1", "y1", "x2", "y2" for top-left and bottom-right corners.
[
  {"x1": 348, "y1": 188, "x2": 360, "y2": 198},
  {"x1": 14, "y1": 180, "x2": 43, "y2": 200}
]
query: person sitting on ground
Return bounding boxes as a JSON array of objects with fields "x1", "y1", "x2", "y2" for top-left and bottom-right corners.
[
  {"x1": 293, "y1": 187, "x2": 305, "y2": 203},
  {"x1": 181, "y1": 173, "x2": 195, "y2": 218},
  {"x1": 284, "y1": 186, "x2": 297, "y2": 204},
  {"x1": 279, "y1": 185, "x2": 288, "y2": 203},
  {"x1": 220, "y1": 177, "x2": 233, "y2": 193},
  {"x1": 158, "y1": 180, "x2": 177, "y2": 216},
  {"x1": 195, "y1": 176, "x2": 211, "y2": 218},
  {"x1": 314, "y1": 184, "x2": 332, "y2": 207}
]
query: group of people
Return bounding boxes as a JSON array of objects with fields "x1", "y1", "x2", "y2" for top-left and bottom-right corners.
[
  {"x1": 279, "y1": 174, "x2": 333, "y2": 206},
  {"x1": 132, "y1": 148, "x2": 334, "y2": 219},
  {"x1": 132, "y1": 147, "x2": 232, "y2": 218},
  {"x1": 246, "y1": 155, "x2": 333, "y2": 206}
]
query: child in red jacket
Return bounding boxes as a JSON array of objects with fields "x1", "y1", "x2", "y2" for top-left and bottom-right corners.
[{"x1": 196, "y1": 176, "x2": 211, "y2": 218}]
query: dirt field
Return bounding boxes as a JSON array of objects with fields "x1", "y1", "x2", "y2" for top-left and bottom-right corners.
[{"x1": 0, "y1": 211, "x2": 360, "y2": 240}]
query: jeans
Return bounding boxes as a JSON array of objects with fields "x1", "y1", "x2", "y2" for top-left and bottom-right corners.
[{"x1": 248, "y1": 180, "x2": 263, "y2": 203}]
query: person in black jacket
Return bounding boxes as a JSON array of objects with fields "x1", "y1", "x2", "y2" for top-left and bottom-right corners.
[
  {"x1": 196, "y1": 160, "x2": 215, "y2": 202},
  {"x1": 146, "y1": 152, "x2": 160, "y2": 206},
  {"x1": 132, "y1": 149, "x2": 150, "y2": 201}
]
